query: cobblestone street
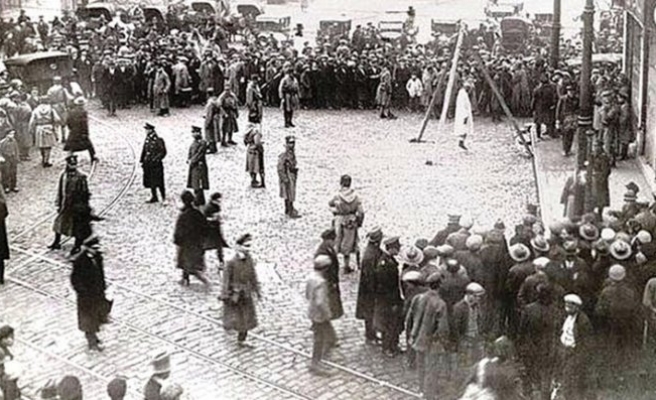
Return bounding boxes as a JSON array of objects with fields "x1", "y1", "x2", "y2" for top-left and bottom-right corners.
[{"x1": 1, "y1": 103, "x2": 536, "y2": 399}]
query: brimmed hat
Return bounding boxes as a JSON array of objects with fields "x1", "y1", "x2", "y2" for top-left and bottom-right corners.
[
  {"x1": 65, "y1": 153, "x2": 78, "y2": 165},
  {"x1": 73, "y1": 96, "x2": 86, "y2": 106},
  {"x1": 564, "y1": 293, "x2": 582, "y2": 306},
  {"x1": 367, "y1": 226, "x2": 383, "y2": 243},
  {"x1": 533, "y1": 257, "x2": 551, "y2": 270},
  {"x1": 285, "y1": 135, "x2": 296, "y2": 144},
  {"x1": 563, "y1": 240, "x2": 579, "y2": 256},
  {"x1": 401, "y1": 270, "x2": 424, "y2": 282},
  {"x1": 609, "y1": 240, "x2": 631, "y2": 260},
  {"x1": 509, "y1": 243, "x2": 531, "y2": 262},
  {"x1": 399, "y1": 245, "x2": 424, "y2": 266},
  {"x1": 320, "y1": 228, "x2": 336, "y2": 240},
  {"x1": 144, "y1": 122, "x2": 155, "y2": 131},
  {"x1": 530, "y1": 235, "x2": 550, "y2": 253},
  {"x1": 608, "y1": 264, "x2": 626, "y2": 281},
  {"x1": 83, "y1": 235, "x2": 100, "y2": 248},
  {"x1": 415, "y1": 238, "x2": 428, "y2": 250},
  {"x1": 593, "y1": 239, "x2": 610, "y2": 254},
  {"x1": 426, "y1": 272, "x2": 443, "y2": 284},
  {"x1": 313, "y1": 255, "x2": 332, "y2": 270},
  {"x1": 191, "y1": 125, "x2": 202, "y2": 134},
  {"x1": 151, "y1": 350, "x2": 171, "y2": 374},
  {"x1": 579, "y1": 223, "x2": 599, "y2": 241}
]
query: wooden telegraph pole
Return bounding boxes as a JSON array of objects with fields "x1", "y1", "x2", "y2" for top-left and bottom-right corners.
[{"x1": 550, "y1": 0, "x2": 562, "y2": 69}]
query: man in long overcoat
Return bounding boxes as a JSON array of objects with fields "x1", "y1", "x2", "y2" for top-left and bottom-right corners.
[
  {"x1": 0, "y1": 187, "x2": 9, "y2": 285},
  {"x1": 277, "y1": 136, "x2": 299, "y2": 218},
  {"x1": 203, "y1": 88, "x2": 220, "y2": 154},
  {"x1": 187, "y1": 126, "x2": 209, "y2": 206},
  {"x1": 532, "y1": 73, "x2": 558, "y2": 139},
  {"x1": 314, "y1": 228, "x2": 344, "y2": 347},
  {"x1": 173, "y1": 190, "x2": 209, "y2": 287},
  {"x1": 244, "y1": 123, "x2": 264, "y2": 188},
  {"x1": 278, "y1": 62, "x2": 299, "y2": 128},
  {"x1": 70, "y1": 235, "x2": 111, "y2": 351},
  {"x1": 140, "y1": 123, "x2": 167, "y2": 203},
  {"x1": 356, "y1": 226, "x2": 383, "y2": 344},
  {"x1": 153, "y1": 63, "x2": 171, "y2": 116},
  {"x1": 49, "y1": 154, "x2": 90, "y2": 253},
  {"x1": 64, "y1": 97, "x2": 97, "y2": 163},
  {"x1": 374, "y1": 236, "x2": 404, "y2": 357},
  {"x1": 220, "y1": 233, "x2": 260, "y2": 346},
  {"x1": 202, "y1": 192, "x2": 228, "y2": 269}
]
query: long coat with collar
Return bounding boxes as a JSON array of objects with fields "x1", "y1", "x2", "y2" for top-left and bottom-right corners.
[
  {"x1": 153, "y1": 68, "x2": 171, "y2": 110},
  {"x1": 53, "y1": 169, "x2": 90, "y2": 237},
  {"x1": 0, "y1": 192, "x2": 8, "y2": 260},
  {"x1": 187, "y1": 138, "x2": 209, "y2": 190},
  {"x1": 64, "y1": 106, "x2": 93, "y2": 152},
  {"x1": 221, "y1": 251, "x2": 260, "y2": 332},
  {"x1": 140, "y1": 134, "x2": 166, "y2": 189},
  {"x1": 405, "y1": 289, "x2": 449, "y2": 353},
  {"x1": 372, "y1": 251, "x2": 403, "y2": 334},
  {"x1": 277, "y1": 149, "x2": 297, "y2": 201},
  {"x1": 71, "y1": 249, "x2": 110, "y2": 333},
  {"x1": 356, "y1": 241, "x2": 382, "y2": 320},
  {"x1": 451, "y1": 298, "x2": 493, "y2": 349},
  {"x1": 315, "y1": 240, "x2": 344, "y2": 320},
  {"x1": 173, "y1": 205, "x2": 207, "y2": 273}
]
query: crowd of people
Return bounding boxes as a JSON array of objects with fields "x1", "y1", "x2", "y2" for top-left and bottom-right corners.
[{"x1": 0, "y1": 3, "x2": 652, "y2": 400}]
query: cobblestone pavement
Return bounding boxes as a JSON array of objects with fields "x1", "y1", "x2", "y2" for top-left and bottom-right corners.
[{"x1": 2, "y1": 102, "x2": 537, "y2": 399}]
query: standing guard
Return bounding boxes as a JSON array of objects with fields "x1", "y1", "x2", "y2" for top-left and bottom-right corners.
[
  {"x1": 555, "y1": 83, "x2": 579, "y2": 157},
  {"x1": 279, "y1": 62, "x2": 300, "y2": 128},
  {"x1": 277, "y1": 136, "x2": 300, "y2": 218},
  {"x1": 140, "y1": 123, "x2": 167, "y2": 203},
  {"x1": 187, "y1": 126, "x2": 209, "y2": 206},
  {"x1": 244, "y1": 122, "x2": 265, "y2": 188},
  {"x1": 203, "y1": 88, "x2": 220, "y2": 154}
]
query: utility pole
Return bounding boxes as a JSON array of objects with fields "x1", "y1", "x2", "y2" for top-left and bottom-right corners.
[
  {"x1": 574, "y1": 0, "x2": 595, "y2": 218},
  {"x1": 550, "y1": 0, "x2": 561, "y2": 68}
]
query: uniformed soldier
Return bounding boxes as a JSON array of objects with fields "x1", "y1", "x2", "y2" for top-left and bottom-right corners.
[
  {"x1": 187, "y1": 126, "x2": 209, "y2": 206},
  {"x1": 244, "y1": 122, "x2": 265, "y2": 188},
  {"x1": 277, "y1": 136, "x2": 300, "y2": 218},
  {"x1": 555, "y1": 83, "x2": 579, "y2": 157},
  {"x1": 278, "y1": 62, "x2": 300, "y2": 128}
]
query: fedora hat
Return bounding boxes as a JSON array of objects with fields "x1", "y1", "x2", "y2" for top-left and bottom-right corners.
[
  {"x1": 151, "y1": 351, "x2": 171, "y2": 375},
  {"x1": 530, "y1": 235, "x2": 550, "y2": 253},
  {"x1": 367, "y1": 226, "x2": 383, "y2": 243},
  {"x1": 399, "y1": 245, "x2": 424, "y2": 266},
  {"x1": 509, "y1": 243, "x2": 530, "y2": 263},
  {"x1": 563, "y1": 240, "x2": 579, "y2": 256},
  {"x1": 609, "y1": 240, "x2": 631, "y2": 261},
  {"x1": 579, "y1": 223, "x2": 599, "y2": 241}
]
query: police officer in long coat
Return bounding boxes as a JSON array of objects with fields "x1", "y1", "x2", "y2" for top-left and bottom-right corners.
[
  {"x1": 187, "y1": 126, "x2": 209, "y2": 206},
  {"x1": 140, "y1": 123, "x2": 167, "y2": 203},
  {"x1": 49, "y1": 154, "x2": 91, "y2": 254},
  {"x1": 277, "y1": 136, "x2": 299, "y2": 218},
  {"x1": 203, "y1": 88, "x2": 220, "y2": 154},
  {"x1": 70, "y1": 235, "x2": 111, "y2": 351}
]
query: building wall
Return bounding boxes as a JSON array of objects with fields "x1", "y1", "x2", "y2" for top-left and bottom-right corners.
[{"x1": 1, "y1": 0, "x2": 77, "y2": 21}]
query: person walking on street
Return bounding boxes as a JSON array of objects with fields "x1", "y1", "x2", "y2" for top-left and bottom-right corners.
[
  {"x1": 0, "y1": 325, "x2": 20, "y2": 400},
  {"x1": 221, "y1": 233, "x2": 260, "y2": 347},
  {"x1": 277, "y1": 135, "x2": 300, "y2": 218},
  {"x1": 374, "y1": 236, "x2": 404, "y2": 357},
  {"x1": 70, "y1": 235, "x2": 112, "y2": 351},
  {"x1": 329, "y1": 174, "x2": 364, "y2": 273},
  {"x1": 187, "y1": 126, "x2": 209, "y2": 206},
  {"x1": 173, "y1": 190, "x2": 210, "y2": 287},
  {"x1": 202, "y1": 192, "x2": 229, "y2": 272},
  {"x1": 64, "y1": 97, "x2": 97, "y2": 163},
  {"x1": 140, "y1": 123, "x2": 167, "y2": 203},
  {"x1": 49, "y1": 154, "x2": 91, "y2": 254},
  {"x1": 314, "y1": 228, "x2": 344, "y2": 348},
  {"x1": 556, "y1": 83, "x2": 579, "y2": 157},
  {"x1": 306, "y1": 255, "x2": 336, "y2": 376}
]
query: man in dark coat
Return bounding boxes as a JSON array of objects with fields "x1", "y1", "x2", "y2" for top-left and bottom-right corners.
[
  {"x1": 278, "y1": 62, "x2": 300, "y2": 128},
  {"x1": 140, "y1": 123, "x2": 167, "y2": 203},
  {"x1": 518, "y1": 283, "x2": 557, "y2": 399},
  {"x1": 70, "y1": 235, "x2": 111, "y2": 351},
  {"x1": 531, "y1": 73, "x2": 558, "y2": 139},
  {"x1": 102, "y1": 59, "x2": 120, "y2": 116},
  {"x1": 173, "y1": 190, "x2": 209, "y2": 286},
  {"x1": 202, "y1": 192, "x2": 228, "y2": 270},
  {"x1": 374, "y1": 235, "x2": 404, "y2": 357},
  {"x1": 203, "y1": 88, "x2": 220, "y2": 153},
  {"x1": 187, "y1": 126, "x2": 209, "y2": 206},
  {"x1": 49, "y1": 154, "x2": 91, "y2": 253},
  {"x1": 314, "y1": 228, "x2": 343, "y2": 346},
  {"x1": 356, "y1": 226, "x2": 383, "y2": 344},
  {"x1": 64, "y1": 97, "x2": 97, "y2": 163},
  {"x1": 0, "y1": 188, "x2": 8, "y2": 285},
  {"x1": 277, "y1": 135, "x2": 299, "y2": 218}
]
